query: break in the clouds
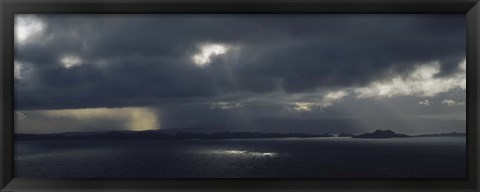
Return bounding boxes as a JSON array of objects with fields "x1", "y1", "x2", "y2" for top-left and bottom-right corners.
[
  {"x1": 60, "y1": 55, "x2": 83, "y2": 69},
  {"x1": 192, "y1": 43, "x2": 231, "y2": 67},
  {"x1": 14, "y1": 14, "x2": 466, "y2": 134},
  {"x1": 419, "y1": 99, "x2": 431, "y2": 106},
  {"x1": 14, "y1": 61, "x2": 24, "y2": 79},
  {"x1": 441, "y1": 99, "x2": 465, "y2": 106},
  {"x1": 15, "y1": 15, "x2": 46, "y2": 45},
  {"x1": 210, "y1": 101, "x2": 242, "y2": 110}
]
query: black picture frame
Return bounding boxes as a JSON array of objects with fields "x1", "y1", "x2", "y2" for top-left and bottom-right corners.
[{"x1": 1, "y1": 0, "x2": 479, "y2": 191}]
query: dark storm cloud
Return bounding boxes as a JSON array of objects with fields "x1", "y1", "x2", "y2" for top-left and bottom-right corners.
[{"x1": 15, "y1": 14, "x2": 465, "y2": 110}]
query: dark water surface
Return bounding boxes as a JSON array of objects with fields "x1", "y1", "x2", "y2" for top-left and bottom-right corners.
[{"x1": 14, "y1": 137, "x2": 466, "y2": 178}]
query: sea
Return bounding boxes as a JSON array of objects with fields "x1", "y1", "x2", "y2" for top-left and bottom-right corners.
[{"x1": 14, "y1": 137, "x2": 466, "y2": 178}]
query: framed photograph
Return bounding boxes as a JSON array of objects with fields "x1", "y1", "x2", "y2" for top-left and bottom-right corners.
[{"x1": 1, "y1": 0, "x2": 479, "y2": 191}]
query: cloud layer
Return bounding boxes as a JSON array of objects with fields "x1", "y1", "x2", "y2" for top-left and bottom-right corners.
[{"x1": 14, "y1": 14, "x2": 466, "y2": 134}]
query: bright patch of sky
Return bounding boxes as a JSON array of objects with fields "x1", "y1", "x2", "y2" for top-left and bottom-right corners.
[
  {"x1": 60, "y1": 55, "x2": 83, "y2": 69},
  {"x1": 14, "y1": 61, "x2": 24, "y2": 79},
  {"x1": 192, "y1": 43, "x2": 230, "y2": 67},
  {"x1": 15, "y1": 15, "x2": 45, "y2": 45},
  {"x1": 210, "y1": 102, "x2": 242, "y2": 110},
  {"x1": 354, "y1": 60, "x2": 465, "y2": 99}
]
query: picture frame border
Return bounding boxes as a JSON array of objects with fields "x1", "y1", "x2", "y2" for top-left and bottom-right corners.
[{"x1": 1, "y1": 0, "x2": 479, "y2": 191}]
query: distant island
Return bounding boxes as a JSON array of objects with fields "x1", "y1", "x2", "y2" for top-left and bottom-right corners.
[
  {"x1": 15, "y1": 131, "x2": 334, "y2": 141},
  {"x1": 15, "y1": 129, "x2": 466, "y2": 141},
  {"x1": 351, "y1": 130, "x2": 466, "y2": 139},
  {"x1": 352, "y1": 130, "x2": 410, "y2": 138}
]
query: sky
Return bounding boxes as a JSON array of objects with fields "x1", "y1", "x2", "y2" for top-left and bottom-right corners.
[{"x1": 14, "y1": 14, "x2": 466, "y2": 134}]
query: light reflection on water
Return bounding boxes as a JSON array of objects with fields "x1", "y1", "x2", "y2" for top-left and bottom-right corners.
[
  {"x1": 14, "y1": 137, "x2": 466, "y2": 178},
  {"x1": 209, "y1": 150, "x2": 278, "y2": 158}
]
